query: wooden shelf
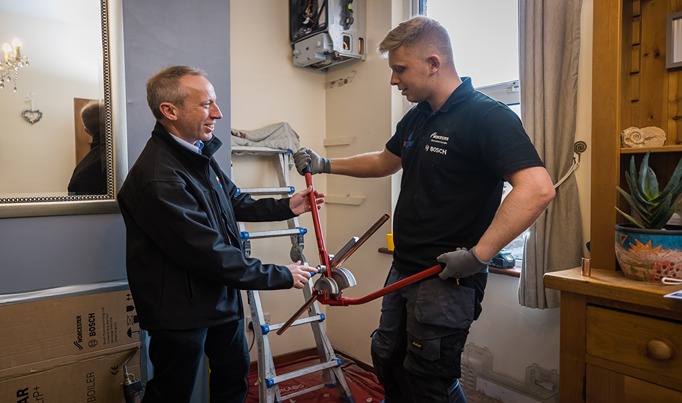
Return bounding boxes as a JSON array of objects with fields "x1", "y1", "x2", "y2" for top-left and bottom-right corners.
[
  {"x1": 590, "y1": 0, "x2": 682, "y2": 270},
  {"x1": 545, "y1": 267, "x2": 682, "y2": 315},
  {"x1": 621, "y1": 145, "x2": 682, "y2": 154}
]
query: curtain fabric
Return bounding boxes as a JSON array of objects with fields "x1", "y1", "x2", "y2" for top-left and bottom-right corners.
[{"x1": 518, "y1": 0, "x2": 584, "y2": 309}]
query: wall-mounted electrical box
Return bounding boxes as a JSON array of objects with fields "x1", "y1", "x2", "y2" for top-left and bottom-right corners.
[{"x1": 289, "y1": 0, "x2": 366, "y2": 70}]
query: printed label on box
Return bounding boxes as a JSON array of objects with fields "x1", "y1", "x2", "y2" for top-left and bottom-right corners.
[
  {"x1": 2, "y1": 348, "x2": 140, "y2": 403},
  {"x1": 0, "y1": 290, "x2": 139, "y2": 371}
]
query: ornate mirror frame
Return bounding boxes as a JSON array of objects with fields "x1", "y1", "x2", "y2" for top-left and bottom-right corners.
[{"x1": 0, "y1": 0, "x2": 127, "y2": 218}]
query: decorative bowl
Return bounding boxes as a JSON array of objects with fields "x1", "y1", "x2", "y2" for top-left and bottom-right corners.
[{"x1": 614, "y1": 224, "x2": 682, "y2": 283}]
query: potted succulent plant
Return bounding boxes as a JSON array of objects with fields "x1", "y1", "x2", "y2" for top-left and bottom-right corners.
[{"x1": 614, "y1": 152, "x2": 682, "y2": 282}]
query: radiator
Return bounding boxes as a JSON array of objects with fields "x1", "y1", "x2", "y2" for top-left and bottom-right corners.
[{"x1": 460, "y1": 343, "x2": 559, "y2": 403}]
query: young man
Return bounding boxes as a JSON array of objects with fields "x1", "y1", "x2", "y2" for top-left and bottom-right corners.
[
  {"x1": 118, "y1": 66, "x2": 319, "y2": 403},
  {"x1": 294, "y1": 17, "x2": 555, "y2": 403}
]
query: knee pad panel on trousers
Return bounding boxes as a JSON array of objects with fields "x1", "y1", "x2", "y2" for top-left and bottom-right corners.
[{"x1": 372, "y1": 347, "x2": 414, "y2": 402}]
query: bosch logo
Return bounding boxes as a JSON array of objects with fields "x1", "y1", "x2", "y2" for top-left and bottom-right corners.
[{"x1": 427, "y1": 145, "x2": 448, "y2": 155}]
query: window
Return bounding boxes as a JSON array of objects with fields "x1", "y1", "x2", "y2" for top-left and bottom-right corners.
[{"x1": 422, "y1": 0, "x2": 526, "y2": 270}]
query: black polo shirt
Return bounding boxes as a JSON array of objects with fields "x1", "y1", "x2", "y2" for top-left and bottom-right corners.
[{"x1": 386, "y1": 77, "x2": 544, "y2": 275}]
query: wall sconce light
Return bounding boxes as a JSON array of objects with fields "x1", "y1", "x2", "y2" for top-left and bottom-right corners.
[{"x1": 0, "y1": 37, "x2": 30, "y2": 92}]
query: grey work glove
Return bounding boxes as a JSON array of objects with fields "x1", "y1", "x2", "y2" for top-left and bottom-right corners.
[
  {"x1": 293, "y1": 148, "x2": 331, "y2": 175},
  {"x1": 437, "y1": 247, "x2": 489, "y2": 280}
]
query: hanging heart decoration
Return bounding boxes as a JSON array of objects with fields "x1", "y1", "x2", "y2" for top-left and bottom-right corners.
[{"x1": 21, "y1": 109, "x2": 43, "y2": 125}]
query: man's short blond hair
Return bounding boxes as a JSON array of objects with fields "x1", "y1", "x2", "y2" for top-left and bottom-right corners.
[
  {"x1": 146, "y1": 66, "x2": 207, "y2": 120},
  {"x1": 378, "y1": 16, "x2": 454, "y2": 66}
]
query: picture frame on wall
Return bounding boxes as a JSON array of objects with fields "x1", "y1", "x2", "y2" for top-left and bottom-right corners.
[{"x1": 667, "y1": 11, "x2": 682, "y2": 69}]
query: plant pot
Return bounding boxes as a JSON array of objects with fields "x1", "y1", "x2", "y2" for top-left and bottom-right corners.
[{"x1": 614, "y1": 224, "x2": 682, "y2": 283}]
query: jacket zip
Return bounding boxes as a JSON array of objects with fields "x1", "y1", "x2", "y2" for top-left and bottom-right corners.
[
  {"x1": 185, "y1": 166, "x2": 226, "y2": 307},
  {"x1": 207, "y1": 170, "x2": 231, "y2": 242}
]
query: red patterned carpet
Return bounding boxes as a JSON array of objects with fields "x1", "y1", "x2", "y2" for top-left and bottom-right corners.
[{"x1": 246, "y1": 353, "x2": 384, "y2": 402}]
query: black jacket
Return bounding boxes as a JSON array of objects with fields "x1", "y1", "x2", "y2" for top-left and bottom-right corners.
[
  {"x1": 68, "y1": 133, "x2": 107, "y2": 195},
  {"x1": 118, "y1": 123, "x2": 294, "y2": 330}
]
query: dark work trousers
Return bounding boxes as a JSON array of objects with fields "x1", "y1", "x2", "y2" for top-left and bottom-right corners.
[
  {"x1": 371, "y1": 265, "x2": 487, "y2": 403},
  {"x1": 142, "y1": 320, "x2": 249, "y2": 403}
]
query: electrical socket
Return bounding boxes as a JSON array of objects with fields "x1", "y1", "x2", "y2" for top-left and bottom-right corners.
[{"x1": 245, "y1": 312, "x2": 270, "y2": 331}]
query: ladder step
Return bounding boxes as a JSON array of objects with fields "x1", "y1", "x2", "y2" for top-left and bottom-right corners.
[
  {"x1": 265, "y1": 313, "x2": 325, "y2": 333},
  {"x1": 266, "y1": 358, "x2": 342, "y2": 388},
  {"x1": 237, "y1": 186, "x2": 294, "y2": 196},
  {"x1": 240, "y1": 228, "x2": 306, "y2": 240},
  {"x1": 232, "y1": 145, "x2": 292, "y2": 155},
  {"x1": 280, "y1": 383, "x2": 328, "y2": 401},
  {"x1": 233, "y1": 144, "x2": 354, "y2": 402}
]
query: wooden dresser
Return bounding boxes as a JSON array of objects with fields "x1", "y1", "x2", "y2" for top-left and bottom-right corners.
[
  {"x1": 544, "y1": 268, "x2": 682, "y2": 402},
  {"x1": 548, "y1": 0, "x2": 682, "y2": 401}
]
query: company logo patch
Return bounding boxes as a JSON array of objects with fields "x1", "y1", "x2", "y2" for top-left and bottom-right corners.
[
  {"x1": 426, "y1": 145, "x2": 448, "y2": 155},
  {"x1": 403, "y1": 131, "x2": 416, "y2": 149},
  {"x1": 429, "y1": 132, "x2": 450, "y2": 144},
  {"x1": 74, "y1": 315, "x2": 84, "y2": 350}
]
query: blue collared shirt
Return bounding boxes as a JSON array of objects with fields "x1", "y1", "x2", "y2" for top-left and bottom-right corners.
[{"x1": 170, "y1": 133, "x2": 204, "y2": 154}]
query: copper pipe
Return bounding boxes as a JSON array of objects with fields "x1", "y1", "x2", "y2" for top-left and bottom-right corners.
[
  {"x1": 276, "y1": 292, "x2": 319, "y2": 335},
  {"x1": 581, "y1": 257, "x2": 591, "y2": 277},
  {"x1": 330, "y1": 213, "x2": 390, "y2": 269}
]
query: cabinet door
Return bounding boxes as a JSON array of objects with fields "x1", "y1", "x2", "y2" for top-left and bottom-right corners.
[{"x1": 587, "y1": 365, "x2": 682, "y2": 403}]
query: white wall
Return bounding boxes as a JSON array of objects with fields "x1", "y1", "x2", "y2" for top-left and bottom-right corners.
[
  {"x1": 229, "y1": 0, "x2": 328, "y2": 361},
  {"x1": 230, "y1": 0, "x2": 595, "y2": 387},
  {"x1": 231, "y1": 0, "x2": 403, "y2": 366},
  {"x1": 322, "y1": 0, "x2": 404, "y2": 365}
]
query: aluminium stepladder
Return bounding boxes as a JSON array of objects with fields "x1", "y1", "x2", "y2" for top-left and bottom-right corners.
[{"x1": 230, "y1": 145, "x2": 355, "y2": 403}]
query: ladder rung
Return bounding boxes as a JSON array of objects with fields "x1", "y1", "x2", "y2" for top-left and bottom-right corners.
[
  {"x1": 235, "y1": 145, "x2": 353, "y2": 402},
  {"x1": 237, "y1": 186, "x2": 294, "y2": 196},
  {"x1": 266, "y1": 313, "x2": 325, "y2": 333},
  {"x1": 231, "y1": 145, "x2": 292, "y2": 155},
  {"x1": 280, "y1": 383, "x2": 327, "y2": 400},
  {"x1": 266, "y1": 358, "x2": 342, "y2": 387},
  {"x1": 240, "y1": 228, "x2": 306, "y2": 240}
]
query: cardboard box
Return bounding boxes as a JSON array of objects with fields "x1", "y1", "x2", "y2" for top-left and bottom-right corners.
[
  {"x1": 0, "y1": 347, "x2": 141, "y2": 403},
  {"x1": 0, "y1": 290, "x2": 140, "y2": 371}
]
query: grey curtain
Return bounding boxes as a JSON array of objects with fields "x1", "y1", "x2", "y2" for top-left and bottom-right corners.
[{"x1": 518, "y1": 0, "x2": 584, "y2": 308}]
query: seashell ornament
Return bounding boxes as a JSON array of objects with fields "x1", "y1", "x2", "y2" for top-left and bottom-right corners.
[{"x1": 620, "y1": 126, "x2": 666, "y2": 148}]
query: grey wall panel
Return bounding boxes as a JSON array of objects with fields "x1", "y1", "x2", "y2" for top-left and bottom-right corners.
[
  {"x1": 122, "y1": 2, "x2": 230, "y2": 402},
  {"x1": 122, "y1": 0, "x2": 232, "y2": 168},
  {"x1": 0, "y1": 214, "x2": 126, "y2": 294}
]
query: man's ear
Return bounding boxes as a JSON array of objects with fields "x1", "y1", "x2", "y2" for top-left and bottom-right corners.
[
  {"x1": 427, "y1": 55, "x2": 441, "y2": 72},
  {"x1": 159, "y1": 102, "x2": 178, "y2": 121}
]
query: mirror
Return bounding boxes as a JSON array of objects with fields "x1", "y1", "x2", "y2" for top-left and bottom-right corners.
[{"x1": 0, "y1": 0, "x2": 127, "y2": 218}]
